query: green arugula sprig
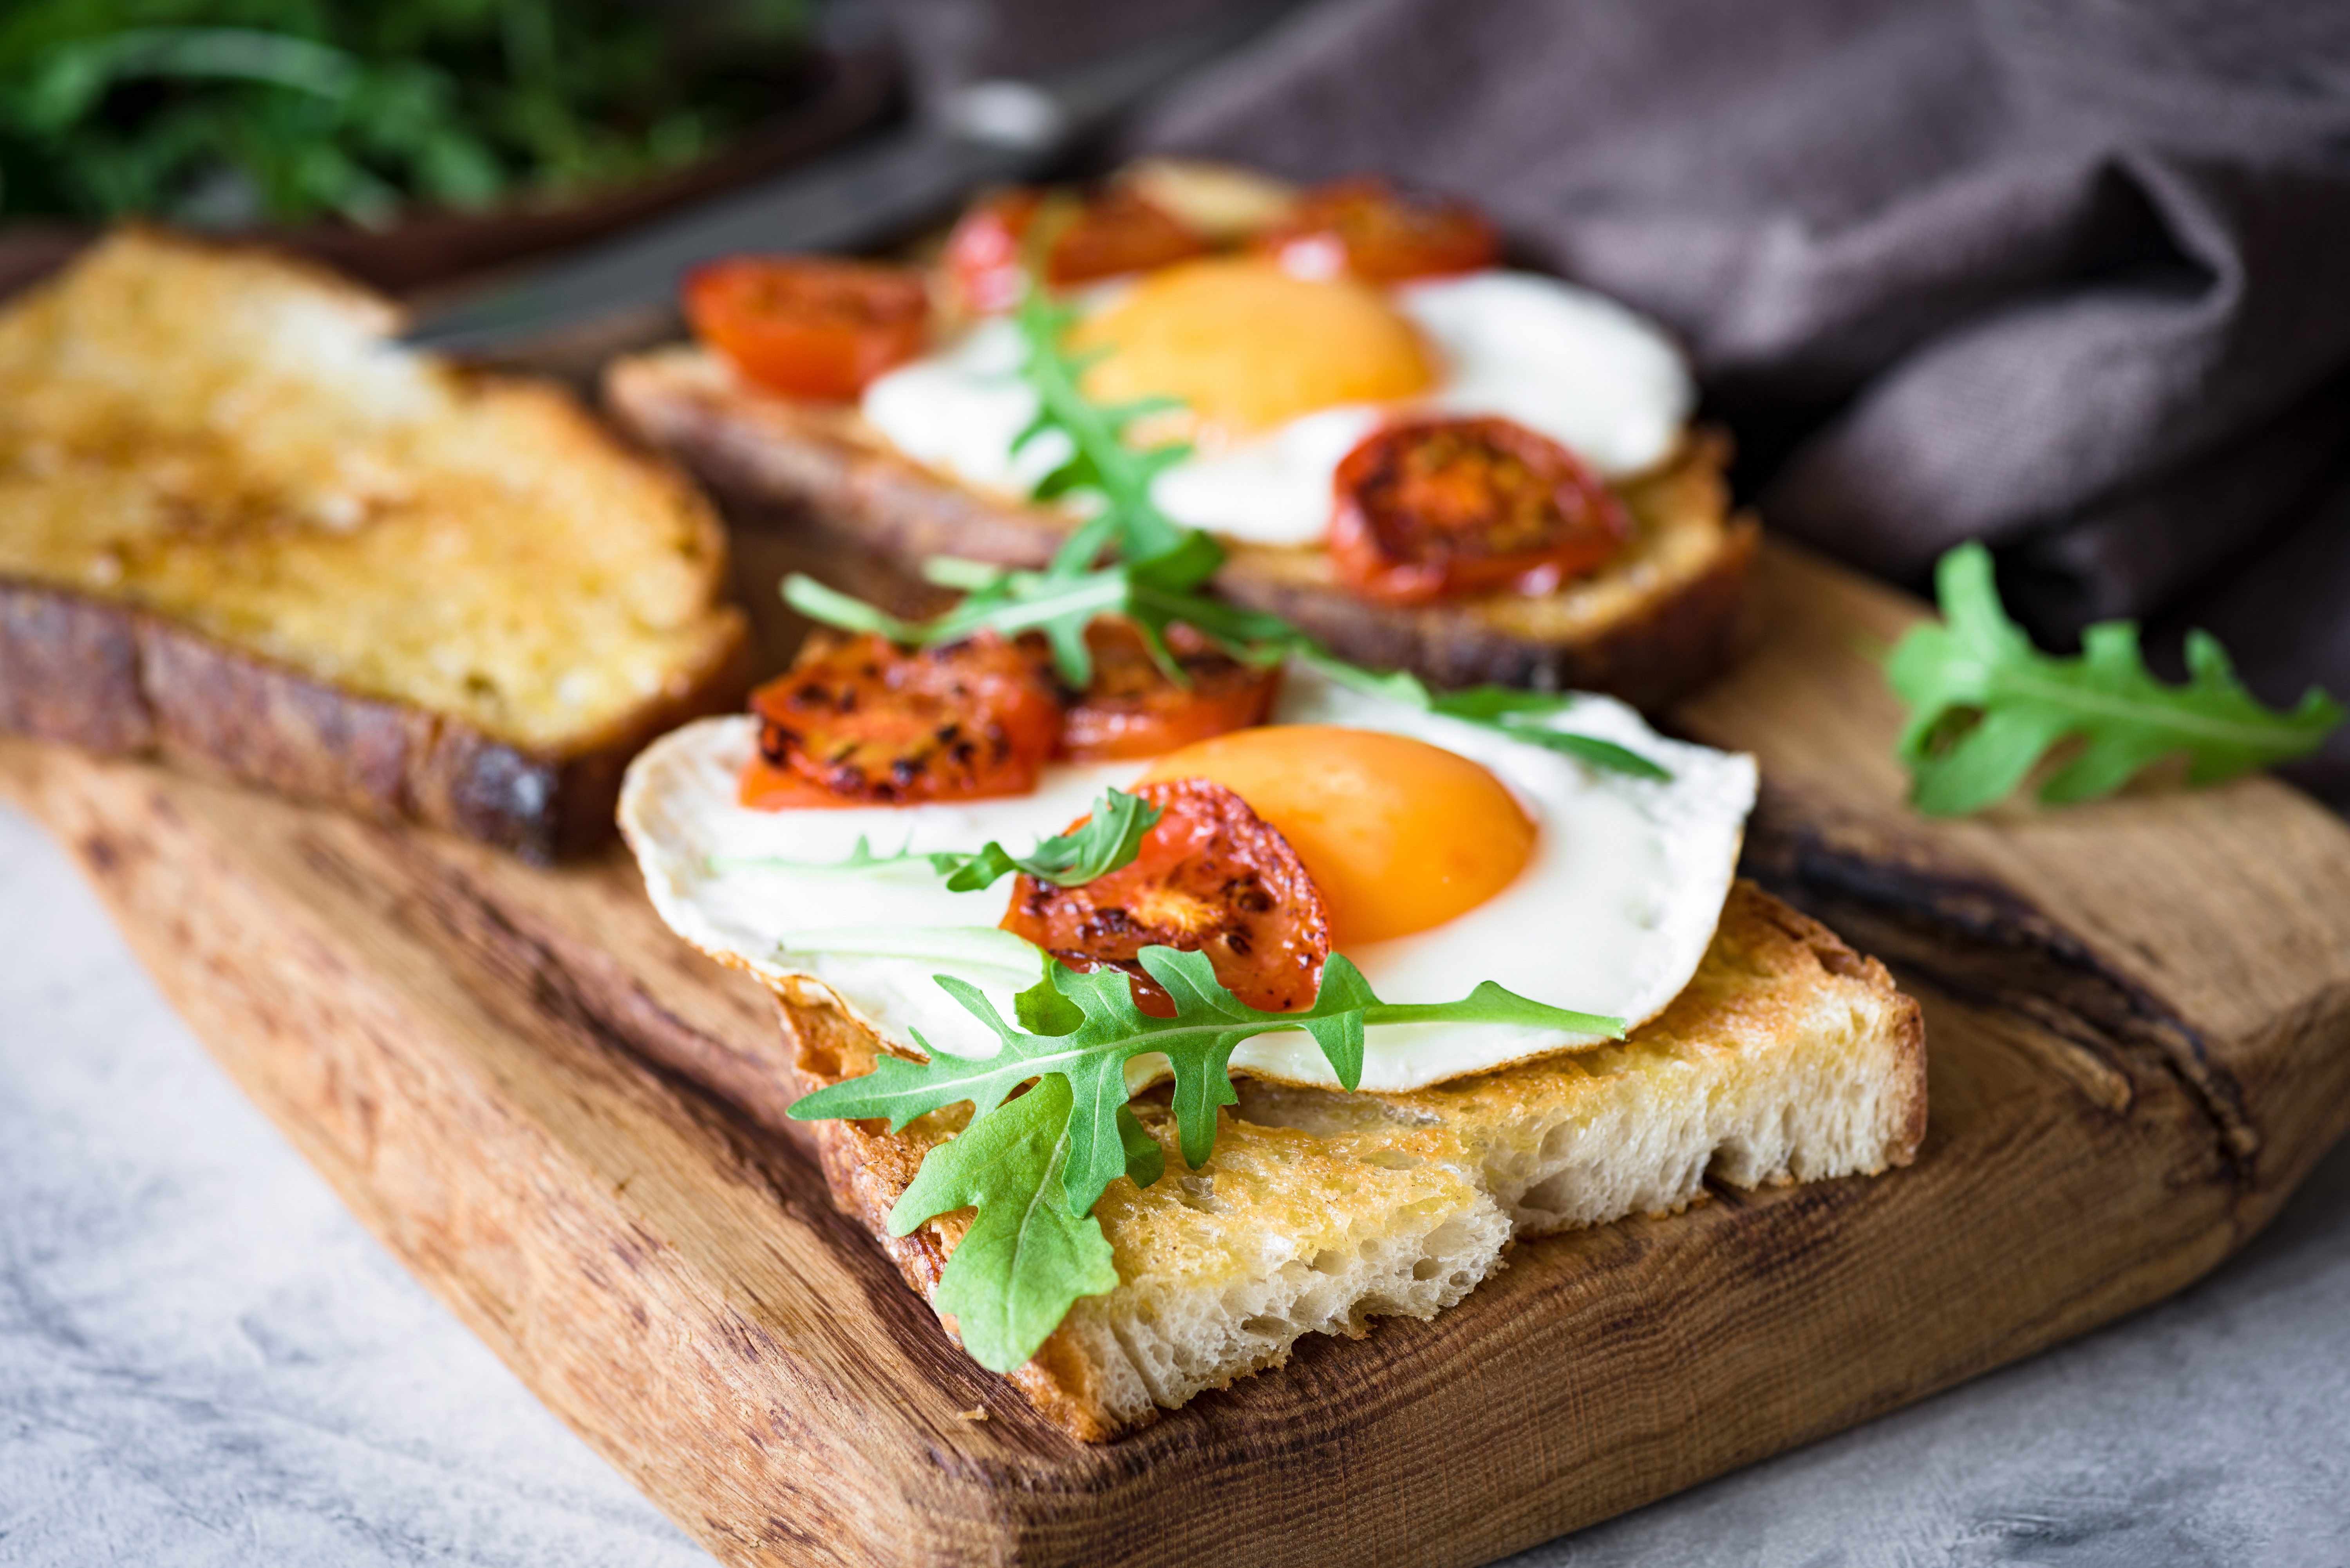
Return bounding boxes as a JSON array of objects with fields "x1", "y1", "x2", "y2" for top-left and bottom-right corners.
[
  {"x1": 1888, "y1": 542, "x2": 2343, "y2": 815},
  {"x1": 1010, "y1": 289, "x2": 1195, "y2": 574},
  {"x1": 784, "y1": 531, "x2": 1250, "y2": 688},
  {"x1": 787, "y1": 556, "x2": 1672, "y2": 781},
  {"x1": 716, "y1": 787, "x2": 1161, "y2": 893},
  {"x1": 792, "y1": 943, "x2": 1623, "y2": 1371},
  {"x1": 1296, "y1": 649, "x2": 1673, "y2": 780}
]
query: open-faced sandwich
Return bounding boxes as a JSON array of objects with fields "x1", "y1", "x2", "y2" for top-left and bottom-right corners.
[
  {"x1": 0, "y1": 230, "x2": 749, "y2": 859},
  {"x1": 606, "y1": 161, "x2": 1757, "y2": 708},
  {"x1": 618, "y1": 322, "x2": 1922, "y2": 1436}
]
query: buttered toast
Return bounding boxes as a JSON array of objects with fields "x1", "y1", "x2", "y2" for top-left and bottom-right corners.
[
  {"x1": 778, "y1": 880, "x2": 1924, "y2": 1442},
  {"x1": 0, "y1": 231, "x2": 749, "y2": 858}
]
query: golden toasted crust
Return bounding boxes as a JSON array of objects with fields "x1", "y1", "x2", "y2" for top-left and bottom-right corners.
[
  {"x1": 772, "y1": 881, "x2": 1925, "y2": 1441},
  {"x1": 0, "y1": 230, "x2": 752, "y2": 857},
  {"x1": 0, "y1": 577, "x2": 750, "y2": 859},
  {"x1": 602, "y1": 345, "x2": 1759, "y2": 710}
]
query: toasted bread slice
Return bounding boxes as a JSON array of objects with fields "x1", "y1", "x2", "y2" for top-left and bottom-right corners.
[
  {"x1": 0, "y1": 231, "x2": 749, "y2": 858},
  {"x1": 779, "y1": 881, "x2": 1925, "y2": 1441},
  {"x1": 604, "y1": 345, "x2": 1759, "y2": 711}
]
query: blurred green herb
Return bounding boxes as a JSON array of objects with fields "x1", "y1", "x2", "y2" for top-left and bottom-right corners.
[
  {"x1": 1887, "y1": 542, "x2": 2343, "y2": 815},
  {"x1": 0, "y1": 0, "x2": 810, "y2": 228}
]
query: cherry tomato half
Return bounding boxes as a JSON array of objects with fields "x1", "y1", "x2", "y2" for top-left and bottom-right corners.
[
  {"x1": 1000, "y1": 777, "x2": 1331, "y2": 1016},
  {"x1": 685, "y1": 256, "x2": 929, "y2": 401},
  {"x1": 944, "y1": 186, "x2": 1211, "y2": 313},
  {"x1": 1327, "y1": 417, "x2": 1632, "y2": 605},
  {"x1": 1040, "y1": 618, "x2": 1283, "y2": 762},
  {"x1": 741, "y1": 631, "x2": 1061, "y2": 808},
  {"x1": 1256, "y1": 175, "x2": 1499, "y2": 285}
]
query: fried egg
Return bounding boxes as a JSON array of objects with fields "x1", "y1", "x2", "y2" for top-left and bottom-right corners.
[
  {"x1": 619, "y1": 663, "x2": 1754, "y2": 1094},
  {"x1": 858, "y1": 261, "x2": 1694, "y2": 551}
]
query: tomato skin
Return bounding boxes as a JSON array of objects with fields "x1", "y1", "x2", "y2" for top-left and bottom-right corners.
[
  {"x1": 1001, "y1": 778, "x2": 1331, "y2": 1016},
  {"x1": 944, "y1": 186, "x2": 1210, "y2": 313},
  {"x1": 685, "y1": 257, "x2": 930, "y2": 401},
  {"x1": 1256, "y1": 175, "x2": 1499, "y2": 285},
  {"x1": 1328, "y1": 417, "x2": 1632, "y2": 605},
  {"x1": 738, "y1": 755, "x2": 869, "y2": 811},
  {"x1": 743, "y1": 632, "x2": 1061, "y2": 807},
  {"x1": 1041, "y1": 619, "x2": 1282, "y2": 762}
]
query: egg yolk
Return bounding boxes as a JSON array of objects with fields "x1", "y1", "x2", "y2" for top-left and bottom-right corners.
[
  {"x1": 1070, "y1": 258, "x2": 1435, "y2": 435},
  {"x1": 1139, "y1": 725, "x2": 1533, "y2": 946}
]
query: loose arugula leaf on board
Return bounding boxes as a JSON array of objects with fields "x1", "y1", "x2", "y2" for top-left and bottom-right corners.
[
  {"x1": 1887, "y1": 542, "x2": 2343, "y2": 816},
  {"x1": 791, "y1": 945, "x2": 1625, "y2": 1219},
  {"x1": 715, "y1": 789, "x2": 1162, "y2": 894},
  {"x1": 885, "y1": 1075, "x2": 1119, "y2": 1374}
]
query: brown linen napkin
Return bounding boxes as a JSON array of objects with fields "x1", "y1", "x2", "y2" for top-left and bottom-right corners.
[{"x1": 881, "y1": 0, "x2": 2350, "y2": 800}]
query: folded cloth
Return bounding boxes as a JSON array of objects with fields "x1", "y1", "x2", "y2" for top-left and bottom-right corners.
[{"x1": 880, "y1": 0, "x2": 2350, "y2": 800}]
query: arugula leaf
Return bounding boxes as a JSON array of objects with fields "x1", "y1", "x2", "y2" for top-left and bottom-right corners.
[
  {"x1": 940, "y1": 787, "x2": 1163, "y2": 891},
  {"x1": 886, "y1": 1075, "x2": 1119, "y2": 1374},
  {"x1": 791, "y1": 944, "x2": 1625, "y2": 1219},
  {"x1": 1296, "y1": 647, "x2": 1674, "y2": 781},
  {"x1": 1010, "y1": 291, "x2": 1194, "y2": 573},
  {"x1": 715, "y1": 788, "x2": 1162, "y2": 893},
  {"x1": 1887, "y1": 542, "x2": 2343, "y2": 815},
  {"x1": 1115, "y1": 1104, "x2": 1167, "y2": 1190}
]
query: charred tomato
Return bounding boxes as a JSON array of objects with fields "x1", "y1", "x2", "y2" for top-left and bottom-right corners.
[
  {"x1": 741, "y1": 631, "x2": 1061, "y2": 808},
  {"x1": 1327, "y1": 416, "x2": 1632, "y2": 605},
  {"x1": 1045, "y1": 618, "x2": 1282, "y2": 762},
  {"x1": 685, "y1": 256, "x2": 929, "y2": 401},
  {"x1": 944, "y1": 186, "x2": 1210, "y2": 313},
  {"x1": 1001, "y1": 778, "x2": 1330, "y2": 1016},
  {"x1": 1256, "y1": 175, "x2": 1499, "y2": 285}
]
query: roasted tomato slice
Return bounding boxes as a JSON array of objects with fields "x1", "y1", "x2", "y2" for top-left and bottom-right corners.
[
  {"x1": 1328, "y1": 416, "x2": 1632, "y2": 605},
  {"x1": 1045, "y1": 618, "x2": 1282, "y2": 762},
  {"x1": 685, "y1": 256, "x2": 929, "y2": 401},
  {"x1": 741, "y1": 631, "x2": 1061, "y2": 807},
  {"x1": 1001, "y1": 778, "x2": 1330, "y2": 1016},
  {"x1": 944, "y1": 186, "x2": 1211, "y2": 313},
  {"x1": 1256, "y1": 175, "x2": 1499, "y2": 284}
]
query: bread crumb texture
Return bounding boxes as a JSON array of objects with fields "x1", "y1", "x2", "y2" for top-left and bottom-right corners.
[
  {"x1": 795, "y1": 882, "x2": 1925, "y2": 1438},
  {"x1": 0, "y1": 230, "x2": 737, "y2": 753}
]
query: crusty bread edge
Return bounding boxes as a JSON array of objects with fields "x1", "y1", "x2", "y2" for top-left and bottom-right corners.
[
  {"x1": 0, "y1": 576, "x2": 752, "y2": 861},
  {"x1": 602, "y1": 346, "x2": 1761, "y2": 711},
  {"x1": 1218, "y1": 510, "x2": 1762, "y2": 710}
]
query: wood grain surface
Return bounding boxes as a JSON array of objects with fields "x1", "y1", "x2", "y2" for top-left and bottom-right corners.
[{"x1": 5, "y1": 541, "x2": 2348, "y2": 1568}]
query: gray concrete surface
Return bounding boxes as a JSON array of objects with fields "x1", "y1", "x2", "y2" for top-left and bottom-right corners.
[{"x1": 3, "y1": 798, "x2": 2346, "y2": 1567}]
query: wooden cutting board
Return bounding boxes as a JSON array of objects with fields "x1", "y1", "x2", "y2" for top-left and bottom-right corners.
[{"x1": 5, "y1": 541, "x2": 2348, "y2": 1568}]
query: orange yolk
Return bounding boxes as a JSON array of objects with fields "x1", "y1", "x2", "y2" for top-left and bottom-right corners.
[
  {"x1": 1140, "y1": 725, "x2": 1534, "y2": 945},
  {"x1": 1070, "y1": 257, "x2": 1436, "y2": 435}
]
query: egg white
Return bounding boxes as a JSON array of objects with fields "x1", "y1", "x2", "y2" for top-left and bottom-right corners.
[
  {"x1": 618, "y1": 663, "x2": 1754, "y2": 1095},
  {"x1": 858, "y1": 269, "x2": 1695, "y2": 551}
]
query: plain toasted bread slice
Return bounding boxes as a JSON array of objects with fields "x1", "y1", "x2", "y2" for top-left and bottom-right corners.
[
  {"x1": 777, "y1": 880, "x2": 1925, "y2": 1441},
  {"x1": 604, "y1": 345, "x2": 1759, "y2": 711},
  {"x1": 0, "y1": 230, "x2": 750, "y2": 858}
]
